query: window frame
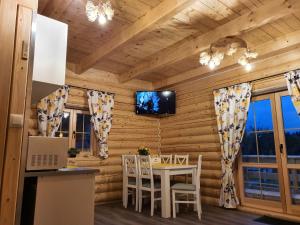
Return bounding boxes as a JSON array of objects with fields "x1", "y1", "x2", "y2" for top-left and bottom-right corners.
[
  {"x1": 56, "y1": 108, "x2": 95, "y2": 155},
  {"x1": 237, "y1": 93, "x2": 285, "y2": 213}
]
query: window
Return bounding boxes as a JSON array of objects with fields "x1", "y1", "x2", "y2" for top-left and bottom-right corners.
[
  {"x1": 238, "y1": 92, "x2": 300, "y2": 215},
  {"x1": 55, "y1": 109, "x2": 93, "y2": 153}
]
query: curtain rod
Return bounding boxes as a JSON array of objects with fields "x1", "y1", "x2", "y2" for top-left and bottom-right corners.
[{"x1": 67, "y1": 84, "x2": 115, "y2": 96}]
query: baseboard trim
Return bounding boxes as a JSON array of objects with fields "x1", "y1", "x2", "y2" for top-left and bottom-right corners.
[{"x1": 238, "y1": 205, "x2": 300, "y2": 223}]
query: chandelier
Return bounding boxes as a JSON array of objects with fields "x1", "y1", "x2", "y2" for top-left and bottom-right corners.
[
  {"x1": 199, "y1": 36, "x2": 258, "y2": 71},
  {"x1": 85, "y1": 0, "x2": 114, "y2": 25}
]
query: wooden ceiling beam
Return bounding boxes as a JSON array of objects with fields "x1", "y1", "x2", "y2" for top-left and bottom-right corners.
[
  {"x1": 77, "y1": 0, "x2": 196, "y2": 74},
  {"x1": 119, "y1": 0, "x2": 300, "y2": 83},
  {"x1": 153, "y1": 29, "x2": 300, "y2": 89},
  {"x1": 41, "y1": 0, "x2": 73, "y2": 20}
]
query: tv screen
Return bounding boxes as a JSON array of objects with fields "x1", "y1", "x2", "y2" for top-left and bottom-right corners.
[{"x1": 135, "y1": 91, "x2": 176, "y2": 115}]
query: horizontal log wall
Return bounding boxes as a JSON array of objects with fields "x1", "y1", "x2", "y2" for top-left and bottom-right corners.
[
  {"x1": 29, "y1": 69, "x2": 160, "y2": 204},
  {"x1": 160, "y1": 52, "x2": 294, "y2": 206}
]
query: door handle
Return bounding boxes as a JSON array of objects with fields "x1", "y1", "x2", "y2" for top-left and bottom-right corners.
[{"x1": 279, "y1": 144, "x2": 283, "y2": 154}]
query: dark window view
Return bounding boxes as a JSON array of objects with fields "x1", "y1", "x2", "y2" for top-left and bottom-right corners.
[
  {"x1": 55, "y1": 112, "x2": 70, "y2": 137},
  {"x1": 241, "y1": 99, "x2": 276, "y2": 163},
  {"x1": 289, "y1": 169, "x2": 300, "y2": 205},
  {"x1": 243, "y1": 167, "x2": 280, "y2": 201},
  {"x1": 75, "y1": 113, "x2": 91, "y2": 152},
  {"x1": 281, "y1": 96, "x2": 300, "y2": 164}
]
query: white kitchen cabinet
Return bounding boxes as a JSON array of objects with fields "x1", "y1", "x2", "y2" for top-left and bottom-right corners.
[{"x1": 31, "y1": 14, "x2": 68, "y2": 103}]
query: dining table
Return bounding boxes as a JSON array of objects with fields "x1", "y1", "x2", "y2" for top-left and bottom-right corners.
[{"x1": 152, "y1": 163, "x2": 197, "y2": 218}]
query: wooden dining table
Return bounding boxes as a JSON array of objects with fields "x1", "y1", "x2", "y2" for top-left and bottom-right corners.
[{"x1": 152, "y1": 163, "x2": 197, "y2": 218}]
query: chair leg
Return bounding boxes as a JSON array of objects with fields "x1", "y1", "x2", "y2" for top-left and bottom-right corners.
[
  {"x1": 135, "y1": 188, "x2": 139, "y2": 211},
  {"x1": 132, "y1": 191, "x2": 135, "y2": 206},
  {"x1": 124, "y1": 187, "x2": 128, "y2": 208},
  {"x1": 172, "y1": 190, "x2": 176, "y2": 218},
  {"x1": 196, "y1": 192, "x2": 202, "y2": 220},
  {"x1": 150, "y1": 191, "x2": 154, "y2": 216},
  {"x1": 139, "y1": 189, "x2": 142, "y2": 213}
]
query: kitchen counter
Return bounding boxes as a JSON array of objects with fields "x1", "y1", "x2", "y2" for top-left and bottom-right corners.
[
  {"x1": 21, "y1": 167, "x2": 97, "y2": 225},
  {"x1": 24, "y1": 167, "x2": 99, "y2": 177}
]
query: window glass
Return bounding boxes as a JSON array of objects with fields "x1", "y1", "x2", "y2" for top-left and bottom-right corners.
[
  {"x1": 281, "y1": 96, "x2": 300, "y2": 163},
  {"x1": 243, "y1": 167, "x2": 280, "y2": 202},
  {"x1": 241, "y1": 98, "x2": 276, "y2": 163},
  {"x1": 75, "y1": 113, "x2": 92, "y2": 152},
  {"x1": 55, "y1": 112, "x2": 70, "y2": 138}
]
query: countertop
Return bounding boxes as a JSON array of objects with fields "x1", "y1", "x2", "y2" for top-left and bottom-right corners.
[{"x1": 24, "y1": 167, "x2": 99, "y2": 177}]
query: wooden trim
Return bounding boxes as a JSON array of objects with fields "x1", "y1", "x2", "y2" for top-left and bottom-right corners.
[
  {"x1": 0, "y1": 0, "x2": 18, "y2": 197},
  {"x1": 238, "y1": 205, "x2": 300, "y2": 223},
  {"x1": 121, "y1": 0, "x2": 300, "y2": 83},
  {"x1": 78, "y1": 0, "x2": 196, "y2": 74},
  {"x1": 0, "y1": 4, "x2": 34, "y2": 225}
]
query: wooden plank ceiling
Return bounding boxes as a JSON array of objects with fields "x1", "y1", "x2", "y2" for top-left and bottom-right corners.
[{"x1": 38, "y1": 0, "x2": 300, "y2": 88}]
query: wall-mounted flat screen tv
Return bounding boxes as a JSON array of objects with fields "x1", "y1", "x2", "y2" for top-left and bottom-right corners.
[{"x1": 135, "y1": 91, "x2": 176, "y2": 115}]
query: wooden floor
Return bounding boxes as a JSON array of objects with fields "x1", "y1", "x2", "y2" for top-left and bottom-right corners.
[{"x1": 95, "y1": 203, "x2": 271, "y2": 225}]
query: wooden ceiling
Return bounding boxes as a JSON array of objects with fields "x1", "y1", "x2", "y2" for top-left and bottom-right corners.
[{"x1": 38, "y1": 0, "x2": 300, "y2": 88}]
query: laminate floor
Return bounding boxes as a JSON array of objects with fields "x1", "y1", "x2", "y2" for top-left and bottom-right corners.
[{"x1": 94, "y1": 203, "x2": 276, "y2": 225}]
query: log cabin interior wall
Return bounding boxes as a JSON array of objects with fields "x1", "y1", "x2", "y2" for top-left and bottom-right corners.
[
  {"x1": 29, "y1": 69, "x2": 161, "y2": 203},
  {"x1": 32, "y1": 0, "x2": 300, "y2": 206}
]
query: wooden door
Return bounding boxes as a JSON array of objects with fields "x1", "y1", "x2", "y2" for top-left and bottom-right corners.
[
  {"x1": 275, "y1": 91, "x2": 300, "y2": 215},
  {"x1": 238, "y1": 94, "x2": 286, "y2": 213}
]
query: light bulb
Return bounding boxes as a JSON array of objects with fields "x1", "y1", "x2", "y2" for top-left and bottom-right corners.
[
  {"x1": 63, "y1": 112, "x2": 69, "y2": 118},
  {"x1": 245, "y1": 63, "x2": 252, "y2": 72},
  {"x1": 208, "y1": 60, "x2": 216, "y2": 70},
  {"x1": 98, "y1": 14, "x2": 107, "y2": 25}
]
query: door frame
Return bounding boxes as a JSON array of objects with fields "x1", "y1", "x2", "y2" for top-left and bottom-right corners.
[
  {"x1": 237, "y1": 93, "x2": 286, "y2": 213},
  {"x1": 275, "y1": 90, "x2": 300, "y2": 215}
]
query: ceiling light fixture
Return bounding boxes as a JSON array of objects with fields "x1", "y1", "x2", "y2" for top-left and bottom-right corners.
[
  {"x1": 86, "y1": 0, "x2": 114, "y2": 25},
  {"x1": 199, "y1": 36, "x2": 258, "y2": 71}
]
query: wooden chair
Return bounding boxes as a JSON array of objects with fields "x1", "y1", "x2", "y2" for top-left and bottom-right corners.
[
  {"x1": 160, "y1": 154, "x2": 172, "y2": 164},
  {"x1": 174, "y1": 154, "x2": 189, "y2": 165},
  {"x1": 171, "y1": 155, "x2": 202, "y2": 220},
  {"x1": 122, "y1": 155, "x2": 139, "y2": 211},
  {"x1": 137, "y1": 155, "x2": 161, "y2": 216}
]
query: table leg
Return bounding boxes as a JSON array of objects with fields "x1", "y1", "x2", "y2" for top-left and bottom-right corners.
[{"x1": 160, "y1": 170, "x2": 171, "y2": 218}]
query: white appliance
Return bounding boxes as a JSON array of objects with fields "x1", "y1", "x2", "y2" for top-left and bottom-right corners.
[
  {"x1": 26, "y1": 136, "x2": 68, "y2": 170},
  {"x1": 31, "y1": 14, "x2": 68, "y2": 103}
]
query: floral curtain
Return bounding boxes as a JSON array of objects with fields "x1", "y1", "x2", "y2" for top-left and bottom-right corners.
[
  {"x1": 37, "y1": 85, "x2": 69, "y2": 137},
  {"x1": 285, "y1": 70, "x2": 300, "y2": 114},
  {"x1": 213, "y1": 83, "x2": 252, "y2": 208},
  {"x1": 87, "y1": 90, "x2": 114, "y2": 159}
]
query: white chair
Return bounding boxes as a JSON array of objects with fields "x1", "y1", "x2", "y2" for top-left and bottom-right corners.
[
  {"x1": 174, "y1": 154, "x2": 189, "y2": 165},
  {"x1": 122, "y1": 155, "x2": 139, "y2": 211},
  {"x1": 172, "y1": 155, "x2": 202, "y2": 220},
  {"x1": 160, "y1": 154, "x2": 172, "y2": 164},
  {"x1": 137, "y1": 155, "x2": 161, "y2": 216}
]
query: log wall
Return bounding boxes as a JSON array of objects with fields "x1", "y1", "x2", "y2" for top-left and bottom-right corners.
[{"x1": 29, "y1": 68, "x2": 160, "y2": 204}]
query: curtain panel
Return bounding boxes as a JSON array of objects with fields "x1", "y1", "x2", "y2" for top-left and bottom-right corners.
[
  {"x1": 213, "y1": 83, "x2": 252, "y2": 208},
  {"x1": 87, "y1": 90, "x2": 114, "y2": 159},
  {"x1": 37, "y1": 85, "x2": 69, "y2": 137},
  {"x1": 285, "y1": 69, "x2": 300, "y2": 114}
]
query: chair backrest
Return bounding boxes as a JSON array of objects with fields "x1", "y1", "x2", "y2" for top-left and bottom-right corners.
[
  {"x1": 160, "y1": 154, "x2": 172, "y2": 164},
  {"x1": 196, "y1": 155, "x2": 202, "y2": 190},
  {"x1": 174, "y1": 154, "x2": 189, "y2": 165},
  {"x1": 137, "y1": 155, "x2": 153, "y2": 181},
  {"x1": 123, "y1": 155, "x2": 138, "y2": 178}
]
